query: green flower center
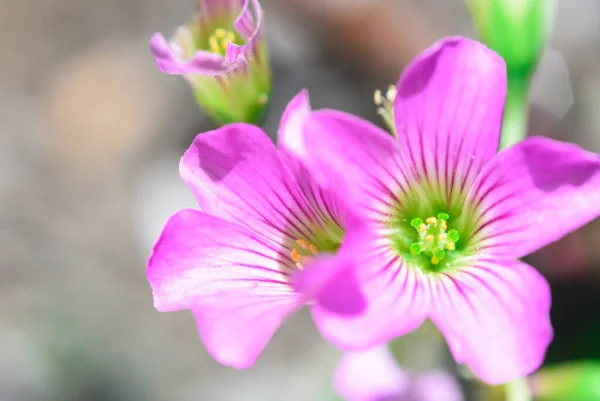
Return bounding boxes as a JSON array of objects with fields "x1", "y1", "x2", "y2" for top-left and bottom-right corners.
[
  {"x1": 408, "y1": 213, "x2": 460, "y2": 266},
  {"x1": 385, "y1": 184, "x2": 477, "y2": 274}
]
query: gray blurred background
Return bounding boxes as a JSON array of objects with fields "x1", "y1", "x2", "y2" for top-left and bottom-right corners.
[{"x1": 1, "y1": 0, "x2": 599, "y2": 400}]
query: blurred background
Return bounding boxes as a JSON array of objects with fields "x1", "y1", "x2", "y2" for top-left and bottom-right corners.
[{"x1": 1, "y1": 0, "x2": 600, "y2": 400}]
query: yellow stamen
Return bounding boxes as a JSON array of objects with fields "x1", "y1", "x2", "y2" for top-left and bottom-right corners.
[
  {"x1": 208, "y1": 28, "x2": 236, "y2": 55},
  {"x1": 208, "y1": 35, "x2": 221, "y2": 54},
  {"x1": 425, "y1": 234, "x2": 435, "y2": 243},
  {"x1": 374, "y1": 90, "x2": 383, "y2": 106},
  {"x1": 214, "y1": 28, "x2": 228, "y2": 38},
  {"x1": 445, "y1": 242, "x2": 456, "y2": 251},
  {"x1": 291, "y1": 239, "x2": 320, "y2": 270},
  {"x1": 386, "y1": 85, "x2": 397, "y2": 102},
  {"x1": 431, "y1": 254, "x2": 439, "y2": 265},
  {"x1": 290, "y1": 248, "x2": 301, "y2": 263},
  {"x1": 373, "y1": 85, "x2": 398, "y2": 136},
  {"x1": 438, "y1": 233, "x2": 447, "y2": 242},
  {"x1": 441, "y1": 220, "x2": 448, "y2": 230},
  {"x1": 418, "y1": 223, "x2": 427, "y2": 234},
  {"x1": 296, "y1": 239, "x2": 309, "y2": 248},
  {"x1": 426, "y1": 216, "x2": 437, "y2": 225}
]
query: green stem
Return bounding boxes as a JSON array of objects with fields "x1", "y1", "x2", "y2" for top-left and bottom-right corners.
[
  {"x1": 499, "y1": 75, "x2": 531, "y2": 150},
  {"x1": 468, "y1": 377, "x2": 532, "y2": 401},
  {"x1": 505, "y1": 377, "x2": 533, "y2": 401}
]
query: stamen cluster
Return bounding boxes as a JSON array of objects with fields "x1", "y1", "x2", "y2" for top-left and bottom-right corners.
[
  {"x1": 208, "y1": 28, "x2": 237, "y2": 56},
  {"x1": 290, "y1": 239, "x2": 319, "y2": 269},
  {"x1": 409, "y1": 213, "x2": 459, "y2": 265}
]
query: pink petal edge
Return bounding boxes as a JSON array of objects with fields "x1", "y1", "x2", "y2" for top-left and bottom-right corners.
[
  {"x1": 334, "y1": 346, "x2": 409, "y2": 401},
  {"x1": 147, "y1": 209, "x2": 302, "y2": 368},
  {"x1": 468, "y1": 136, "x2": 600, "y2": 259},
  {"x1": 428, "y1": 258, "x2": 553, "y2": 385}
]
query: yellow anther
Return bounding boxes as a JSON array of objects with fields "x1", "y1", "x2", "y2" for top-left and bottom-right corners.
[
  {"x1": 425, "y1": 234, "x2": 435, "y2": 243},
  {"x1": 290, "y1": 248, "x2": 301, "y2": 263},
  {"x1": 373, "y1": 84, "x2": 397, "y2": 135},
  {"x1": 445, "y1": 242, "x2": 455, "y2": 251},
  {"x1": 295, "y1": 262, "x2": 304, "y2": 270},
  {"x1": 418, "y1": 223, "x2": 427, "y2": 234},
  {"x1": 208, "y1": 28, "x2": 236, "y2": 55},
  {"x1": 438, "y1": 233, "x2": 447, "y2": 242},
  {"x1": 214, "y1": 28, "x2": 228, "y2": 38},
  {"x1": 426, "y1": 217, "x2": 437, "y2": 225},
  {"x1": 374, "y1": 90, "x2": 383, "y2": 106},
  {"x1": 208, "y1": 35, "x2": 221, "y2": 54},
  {"x1": 291, "y1": 239, "x2": 319, "y2": 269},
  {"x1": 441, "y1": 220, "x2": 448, "y2": 230},
  {"x1": 431, "y1": 254, "x2": 439, "y2": 265},
  {"x1": 386, "y1": 85, "x2": 397, "y2": 102},
  {"x1": 296, "y1": 239, "x2": 309, "y2": 248}
]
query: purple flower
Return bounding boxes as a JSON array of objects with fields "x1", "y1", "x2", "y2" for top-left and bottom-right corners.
[
  {"x1": 150, "y1": 0, "x2": 270, "y2": 125},
  {"x1": 286, "y1": 37, "x2": 600, "y2": 384},
  {"x1": 335, "y1": 346, "x2": 464, "y2": 401},
  {"x1": 146, "y1": 107, "x2": 361, "y2": 367}
]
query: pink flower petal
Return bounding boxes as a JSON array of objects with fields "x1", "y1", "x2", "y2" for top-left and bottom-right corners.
[
  {"x1": 233, "y1": 0, "x2": 261, "y2": 40},
  {"x1": 307, "y1": 230, "x2": 430, "y2": 350},
  {"x1": 393, "y1": 37, "x2": 506, "y2": 209},
  {"x1": 412, "y1": 370, "x2": 464, "y2": 401},
  {"x1": 226, "y1": 0, "x2": 264, "y2": 62},
  {"x1": 278, "y1": 89, "x2": 311, "y2": 163},
  {"x1": 334, "y1": 346, "x2": 409, "y2": 401},
  {"x1": 278, "y1": 90, "x2": 346, "y2": 226},
  {"x1": 150, "y1": 33, "x2": 229, "y2": 76},
  {"x1": 285, "y1": 106, "x2": 408, "y2": 226},
  {"x1": 147, "y1": 209, "x2": 301, "y2": 368},
  {"x1": 292, "y1": 225, "x2": 369, "y2": 316},
  {"x1": 180, "y1": 123, "x2": 320, "y2": 245},
  {"x1": 428, "y1": 259, "x2": 553, "y2": 385},
  {"x1": 468, "y1": 136, "x2": 600, "y2": 259}
]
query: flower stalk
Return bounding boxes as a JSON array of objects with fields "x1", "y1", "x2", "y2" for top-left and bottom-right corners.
[{"x1": 499, "y1": 74, "x2": 531, "y2": 150}]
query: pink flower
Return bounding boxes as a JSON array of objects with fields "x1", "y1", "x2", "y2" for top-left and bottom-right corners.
[
  {"x1": 146, "y1": 113, "x2": 361, "y2": 368},
  {"x1": 150, "y1": 0, "x2": 270, "y2": 125},
  {"x1": 287, "y1": 37, "x2": 600, "y2": 384},
  {"x1": 335, "y1": 346, "x2": 463, "y2": 401}
]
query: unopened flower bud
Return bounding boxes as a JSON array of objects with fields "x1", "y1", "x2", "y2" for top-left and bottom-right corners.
[{"x1": 467, "y1": 0, "x2": 556, "y2": 77}]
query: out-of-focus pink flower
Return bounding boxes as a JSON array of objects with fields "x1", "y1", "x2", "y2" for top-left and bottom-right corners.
[
  {"x1": 334, "y1": 346, "x2": 464, "y2": 401},
  {"x1": 146, "y1": 114, "x2": 364, "y2": 368},
  {"x1": 286, "y1": 36, "x2": 600, "y2": 384},
  {"x1": 150, "y1": 0, "x2": 270, "y2": 125}
]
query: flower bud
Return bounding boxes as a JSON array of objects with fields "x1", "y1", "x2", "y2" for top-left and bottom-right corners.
[
  {"x1": 150, "y1": 0, "x2": 271, "y2": 126},
  {"x1": 467, "y1": 0, "x2": 556, "y2": 76}
]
